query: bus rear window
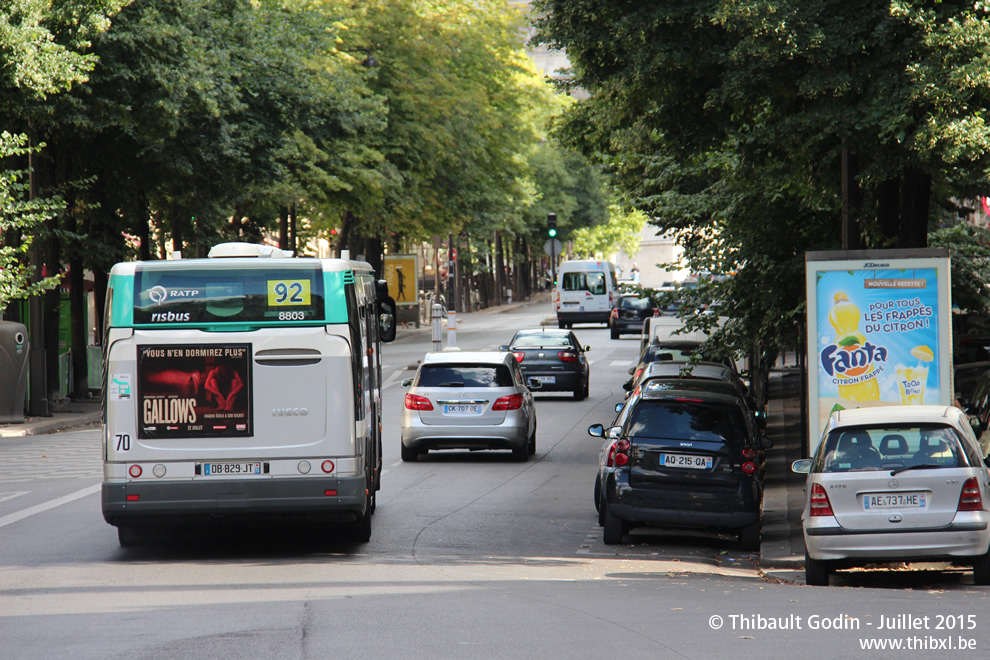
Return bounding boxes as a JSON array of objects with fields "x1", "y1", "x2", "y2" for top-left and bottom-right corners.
[{"x1": 133, "y1": 264, "x2": 325, "y2": 324}]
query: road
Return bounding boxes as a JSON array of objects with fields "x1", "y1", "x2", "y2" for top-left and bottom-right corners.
[{"x1": 2, "y1": 299, "x2": 989, "y2": 659}]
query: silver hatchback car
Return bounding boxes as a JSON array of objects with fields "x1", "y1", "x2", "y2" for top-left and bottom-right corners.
[
  {"x1": 793, "y1": 405, "x2": 990, "y2": 586},
  {"x1": 400, "y1": 351, "x2": 540, "y2": 462}
]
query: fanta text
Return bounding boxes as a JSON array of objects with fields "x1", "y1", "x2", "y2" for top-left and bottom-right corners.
[{"x1": 821, "y1": 341, "x2": 889, "y2": 377}]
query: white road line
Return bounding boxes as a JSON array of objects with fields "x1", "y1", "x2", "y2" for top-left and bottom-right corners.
[
  {"x1": 609, "y1": 360, "x2": 633, "y2": 366},
  {"x1": 382, "y1": 369, "x2": 405, "y2": 390},
  {"x1": 389, "y1": 460, "x2": 402, "y2": 468},
  {"x1": 0, "y1": 492, "x2": 29, "y2": 504},
  {"x1": 0, "y1": 483, "x2": 101, "y2": 529}
]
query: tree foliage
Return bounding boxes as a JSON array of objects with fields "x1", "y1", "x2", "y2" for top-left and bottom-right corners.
[{"x1": 535, "y1": 0, "x2": 990, "y2": 366}]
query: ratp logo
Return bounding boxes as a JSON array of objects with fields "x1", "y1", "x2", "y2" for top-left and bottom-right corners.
[{"x1": 149, "y1": 286, "x2": 168, "y2": 305}]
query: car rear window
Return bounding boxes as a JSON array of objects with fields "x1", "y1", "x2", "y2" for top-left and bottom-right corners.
[
  {"x1": 562, "y1": 271, "x2": 606, "y2": 295},
  {"x1": 817, "y1": 425, "x2": 969, "y2": 473},
  {"x1": 626, "y1": 400, "x2": 747, "y2": 446},
  {"x1": 619, "y1": 297, "x2": 653, "y2": 310},
  {"x1": 417, "y1": 364, "x2": 512, "y2": 388},
  {"x1": 511, "y1": 335, "x2": 572, "y2": 349}
]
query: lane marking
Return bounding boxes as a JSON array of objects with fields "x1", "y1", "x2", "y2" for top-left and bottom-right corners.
[
  {"x1": 0, "y1": 491, "x2": 29, "y2": 504},
  {"x1": 0, "y1": 483, "x2": 100, "y2": 529}
]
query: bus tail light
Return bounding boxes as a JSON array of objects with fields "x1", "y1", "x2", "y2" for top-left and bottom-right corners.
[
  {"x1": 321, "y1": 460, "x2": 335, "y2": 474},
  {"x1": 128, "y1": 465, "x2": 142, "y2": 478}
]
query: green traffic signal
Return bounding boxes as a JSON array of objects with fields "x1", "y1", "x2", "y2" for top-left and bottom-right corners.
[{"x1": 548, "y1": 228, "x2": 557, "y2": 237}]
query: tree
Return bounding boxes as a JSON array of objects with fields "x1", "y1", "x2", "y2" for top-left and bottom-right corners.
[{"x1": 534, "y1": 0, "x2": 990, "y2": 373}]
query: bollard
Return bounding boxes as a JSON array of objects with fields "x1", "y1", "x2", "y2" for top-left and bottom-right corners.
[
  {"x1": 431, "y1": 303, "x2": 443, "y2": 353},
  {"x1": 447, "y1": 310, "x2": 457, "y2": 348}
]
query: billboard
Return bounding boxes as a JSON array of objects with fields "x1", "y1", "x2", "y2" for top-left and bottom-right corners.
[
  {"x1": 384, "y1": 254, "x2": 418, "y2": 306},
  {"x1": 137, "y1": 344, "x2": 253, "y2": 439},
  {"x1": 805, "y1": 249, "x2": 952, "y2": 453}
]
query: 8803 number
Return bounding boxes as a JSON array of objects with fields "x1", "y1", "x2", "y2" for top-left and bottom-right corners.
[{"x1": 278, "y1": 310, "x2": 305, "y2": 321}]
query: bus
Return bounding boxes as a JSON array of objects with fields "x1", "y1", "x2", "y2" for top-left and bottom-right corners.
[{"x1": 101, "y1": 242, "x2": 397, "y2": 546}]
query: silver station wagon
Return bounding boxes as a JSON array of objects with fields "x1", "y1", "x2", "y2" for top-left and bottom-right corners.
[
  {"x1": 793, "y1": 405, "x2": 990, "y2": 586},
  {"x1": 400, "y1": 351, "x2": 540, "y2": 462}
]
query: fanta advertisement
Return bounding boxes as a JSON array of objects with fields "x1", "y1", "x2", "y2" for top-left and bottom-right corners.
[{"x1": 815, "y1": 268, "x2": 940, "y2": 409}]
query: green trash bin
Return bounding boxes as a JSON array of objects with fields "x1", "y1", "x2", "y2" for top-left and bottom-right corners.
[{"x1": 0, "y1": 321, "x2": 29, "y2": 423}]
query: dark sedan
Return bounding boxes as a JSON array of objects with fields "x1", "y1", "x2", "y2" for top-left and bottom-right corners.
[
  {"x1": 590, "y1": 380, "x2": 770, "y2": 549},
  {"x1": 609, "y1": 293, "x2": 658, "y2": 339},
  {"x1": 501, "y1": 328, "x2": 590, "y2": 399}
]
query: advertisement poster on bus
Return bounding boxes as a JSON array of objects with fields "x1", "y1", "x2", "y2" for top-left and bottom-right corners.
[
  {"x1": 805, "y1": 249, "x2": 951, "y2": 454},
  {"x1": 136, "y1": 344, "x2": 253, "y2": 439}
]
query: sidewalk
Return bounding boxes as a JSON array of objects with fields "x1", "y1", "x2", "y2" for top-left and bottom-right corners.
[
  {"x1": 0, "y1": 397, "x2": 102, "y2": 438},
  {"x1": 758, "y1": 368, "x2": 808, "y2": 580}
]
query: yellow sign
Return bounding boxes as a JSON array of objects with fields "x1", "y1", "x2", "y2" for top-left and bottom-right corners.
[
  {"x1": 266, "y1": 279, "x2": 311, "y2": 306},
  {"x1": 384, "y1": 255, "x2": 418, "y2": 304}
]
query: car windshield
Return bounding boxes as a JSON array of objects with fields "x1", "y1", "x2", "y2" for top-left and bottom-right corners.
[
  {"x1": 512, "y1": 335, "x2": 572, "y2": 349},
  {"x1": 817, "y1": 424, "x2": 967, "y2": 473},
  {"x1": 417, "y1": 364, "x2": 512, "y2": 388},
  {"x1": 626, "y1": 400, "x2": 746, "y2": 445}
]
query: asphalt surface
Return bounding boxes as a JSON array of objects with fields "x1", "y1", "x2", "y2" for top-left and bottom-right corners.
[{"x1": 0, "y1": 295, "x2": 810, "y2": 581}]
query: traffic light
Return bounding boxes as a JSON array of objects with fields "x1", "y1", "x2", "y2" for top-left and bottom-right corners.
[{"x1": 547, "y1": 213, "x2": 557, "y2": 238}]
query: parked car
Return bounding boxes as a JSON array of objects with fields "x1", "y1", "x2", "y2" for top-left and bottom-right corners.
[
  {"x1": 400, "y1": 351, "x2": 540, "y2": 462},
  {"x1": 501, "y1": 328, "x2": 590, "y2": 399},
  {"x1": 955, "y1": 361, "x2": 990, "y2": 413},
  {"x1": 591, "y1": 380, "x2": 769, "y2": 549},
  {"x1": 957, "y1": 336, "x2": 990, "y2": 364},
  {"x1": 962, "y1": 369, "x2": 990, "y2": 456},
  {"x1": 624, "y1": 340, "x2": 732, "y2": 392},
  {"x1": 792, "y1": 405, "x2": 990, "y2": 586},
  {"x1": 594, "y1": 402, "x2": 628, "y2": 526},
  {"x1": 609, "y1": 293, "x2": 658, "y2": 339}
]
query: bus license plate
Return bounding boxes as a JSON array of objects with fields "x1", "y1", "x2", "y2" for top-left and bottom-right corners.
[
  {"x1": 863, "y1": 492, "x2": 926, "y2": 509},
  {"x1": 202, "y1": 462, "x2": 262, "y2": 476},
  {"x1": 658, "y1": 453, "x2": 713, "y2": 470},
  {"x1": 443, "y1": 405, "x2": 483, "y2": 415}
]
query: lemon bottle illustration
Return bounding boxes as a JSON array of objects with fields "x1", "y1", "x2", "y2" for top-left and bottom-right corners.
[
  {"x1": 828, "y1": 292, "x2": 880, "y2": 402},
  {"x1": 896, "y1": 345, "x2": 933, "y2": 405}
]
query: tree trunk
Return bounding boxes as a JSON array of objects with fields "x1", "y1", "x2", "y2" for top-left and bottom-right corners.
[
  {"x1": 171, "y1": 201, "x2": 184, "y2": 257},
  {"x1": 364, "y1": 235, "x2": 383, "y2": 278},
  {"x1": 45, "y1": 218, "x2": 62, "y2": 405},
  {"x1": 279, "y1": 206, "x2": 290, "y2": 251},
  {"x1": 841, "y1": 149, "x2": 862, "y2": 250},
  {"x1": 67, "y1": 208, "x2": 89, "y2": 399},
  {"x1": 876, "y1": 178, "x2": 900, "y2": 246},
  {"x1": 899, "y1": 169, "x2": 931, "y2": 249},
  {"x1": 494, "y1": 231, "x2": 504, "y2": 305},
  {"x1": 338, "y1": 210, "x2": 354, "y2": 258}
]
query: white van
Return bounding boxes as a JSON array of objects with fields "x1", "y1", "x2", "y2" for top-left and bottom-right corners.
[{"x1": 555, "y1": 260, "x2": 618, "y2": 328}]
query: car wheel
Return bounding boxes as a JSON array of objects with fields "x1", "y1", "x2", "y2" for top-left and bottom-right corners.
[
  {"x1": 512, "y1": 444, "x2": 529, "y2": 462},
  {"x1": 350, "y1": 493, "x2": 373, "y2": 543},
  {"x1": 738, "y1": 520, "x2": 760, "y2": 551},
  {"x1": 805, "y1": 553, "x2": 831, "y2": 586},
  {"x1": 602, "y1": 501, "x2": 626, "y2": 545},
  {"x1": 597, "y1": 488, "x2": 607, "y2": 527},
  {"x1": 400, "y1": 443, "x2": 418, "y2": 462},
  {"x1": 574, "y1": 377, "x2": 589, "y2": 400},
  {"x1": 528, "y1": 429, "x2": 536, "y2": 455},
  {"x1": 973, "y1": 551, "x2": 990, "y2": 585},
  {"x1": 117, "y1": 526, "x2": 143, "y2": 548},
  {"x1": 594, "y1": 474, "x2": 601, "y2": 512},
  {"x1": 610, "y1": 324, "x2": 619, "y2": 340}
]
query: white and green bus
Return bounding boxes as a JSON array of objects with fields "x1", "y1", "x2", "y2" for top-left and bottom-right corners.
[{"x1": 101, "y1": 242, "x2": 396, "y2": 545}]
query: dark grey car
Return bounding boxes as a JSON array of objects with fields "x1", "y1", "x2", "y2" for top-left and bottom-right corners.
[{"x1": 501, "y1": 328, "x2": 590, "y2": 399}]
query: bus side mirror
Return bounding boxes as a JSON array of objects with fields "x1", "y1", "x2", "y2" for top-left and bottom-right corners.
[
  {"x1": 376, "y1": 280, "x2": 390, "y2": 300},
  {"x1": 378, "y1": 296, "x2": 397, "y2": 342}
]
